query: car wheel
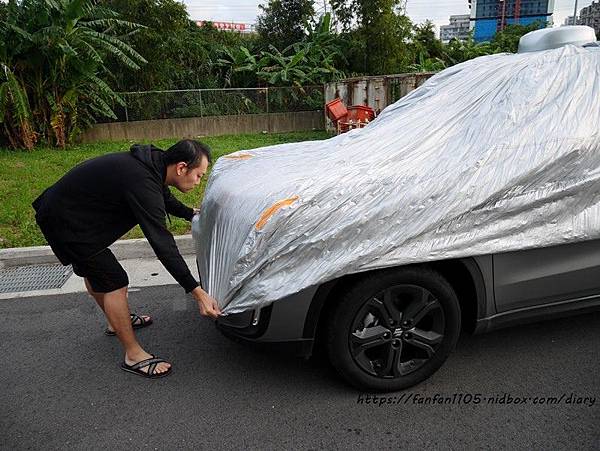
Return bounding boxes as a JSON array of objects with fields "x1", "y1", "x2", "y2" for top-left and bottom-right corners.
[{"x1": 327, "y1": 267, "x2": 461, "y2": 391}]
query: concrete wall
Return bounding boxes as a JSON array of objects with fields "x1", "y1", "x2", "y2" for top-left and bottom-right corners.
[
  {"x1": 80, "y1": 111, "x2": 324, "y2": 143},
  {"x1": 325, "y1": 73, "x2": 436, "y2": 115},
  {"x1": 324, "y1": 73, "x2": 436, "y2": 132}
]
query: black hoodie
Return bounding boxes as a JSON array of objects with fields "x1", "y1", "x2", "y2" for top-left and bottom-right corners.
[{"x1": 32, "y1": 144, "x2": 199, "y2": 293}]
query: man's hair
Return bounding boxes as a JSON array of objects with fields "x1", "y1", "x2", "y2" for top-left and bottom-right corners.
[{"x1": 164, "y1": 139, "x2": 212, "y2": 169}]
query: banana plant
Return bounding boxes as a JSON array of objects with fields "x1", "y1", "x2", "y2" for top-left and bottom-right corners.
[
  {"x1": 0, "y1": 63, "x2": 36, "y2": 149},
  {"x1": 0, "y1": 0, "x2": 146, "y2": 149},
  {"x1": 216, "y1": 45, "x2": 258, "y2": 87},
  {"x1": 408, "y1": 52, "x2": 446, "y2": 73},
  {"x1": 256, "y1": 13, "x2": 345, "y2": 87}
]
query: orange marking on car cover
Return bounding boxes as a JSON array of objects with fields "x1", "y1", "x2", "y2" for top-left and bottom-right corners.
[
  {"x1": 255, "y1": 196, "x2": 300, "y2": 230},
  {"x1": 223, "y1": 153, "x2": 253, "y2": 160}
]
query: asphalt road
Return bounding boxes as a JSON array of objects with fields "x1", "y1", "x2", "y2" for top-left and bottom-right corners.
[{"x1": 1, "y1": 285, "x2": 598, "y2": 450}]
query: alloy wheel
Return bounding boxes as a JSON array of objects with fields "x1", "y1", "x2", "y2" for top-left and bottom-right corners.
[{"x1": 349, "y1": 284, "x2": 446, "y2": 378}]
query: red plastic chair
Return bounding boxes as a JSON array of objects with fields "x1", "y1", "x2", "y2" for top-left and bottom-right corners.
[{"x1": 325, "y1": 98, "x2": 348, "y2": 124}]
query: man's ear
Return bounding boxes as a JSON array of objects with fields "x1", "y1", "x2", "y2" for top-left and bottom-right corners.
[{"x1": 176, "y1": 162, "x2": 187, "y2": 176}]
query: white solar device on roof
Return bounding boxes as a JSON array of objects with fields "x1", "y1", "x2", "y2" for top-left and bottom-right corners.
[{"x1": 518, "y1": 25, "x2": 597, "y2": 53}]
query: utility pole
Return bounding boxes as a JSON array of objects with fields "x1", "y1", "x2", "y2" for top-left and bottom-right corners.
[{"x1": 573, "y1": 0, "x2": 579, "y2": 24}]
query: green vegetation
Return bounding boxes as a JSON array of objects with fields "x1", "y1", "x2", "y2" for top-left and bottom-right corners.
[
  {"x1": 102, "y1": 0, "x2": 256, "y2": 90},
  {"x1": 0, "y1": 130, "x2": 330, "y2": 248},
  {"x1": 0, "y1": 2, "x2": 550, "y2": 248},
  {"x1": 256, "y1": 0, "x2": 315, "y2": 51},
  {"x1": 0, "y1": 0, "x2": 145, "y2": 149},
  {"x1": 0, "y1": 0, "x2": 545, "y2": 150},
  {"x1": 331, "y1": 0, "x2": 415, "y2": 75}
]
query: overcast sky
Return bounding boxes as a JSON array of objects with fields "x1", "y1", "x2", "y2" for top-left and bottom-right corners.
[{"x1": 183, "y1": 0, "x2": 594, "y2": 30}]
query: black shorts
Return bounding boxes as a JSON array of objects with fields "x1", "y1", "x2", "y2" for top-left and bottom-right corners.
[{"x1": 71, "y1": 249, "x2": 129, "y2": 294}]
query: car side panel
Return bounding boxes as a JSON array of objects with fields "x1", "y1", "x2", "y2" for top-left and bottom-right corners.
[
  {"x1": 470, "y1": 255, "x2": 495, "y2": 319},
  {"x1": 493, "y1": 239, "x2": 600, "y2": 312}
]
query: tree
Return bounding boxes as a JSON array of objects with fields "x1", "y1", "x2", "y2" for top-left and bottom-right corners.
[
  {"x1": 217, "y1": 13, "x2": 344, "y2": 89},
  {"x1": 407, "y1": 21, "x2": 447, "y2": 72},
  {"x1": 256, "y1": 0, "x2": 315, "y2": 51},
  {"x1": 439, "y1": 21, "x2": 545, "y2": 70},
  {"x1": 330, "y1": 0, "x2": 413, "y2": 75},
  {"x1": 102, "y1": 0, "x2": 209, "y2": 91},
  {"x1": 442, "y1": 35, "x2": 487, "y2": 65},
  {"x1": 491, "y1": 21, "x2": 546, "y2": 53},
  {"x1": 412, "y1": 21, "x2": 445, "y2": 60},
  {"x1": 103, "y1": 2, "x2": 260, "y2": 91},
  {"x1": 0, "y1": 0, "x2": 146, "y2": 149}
]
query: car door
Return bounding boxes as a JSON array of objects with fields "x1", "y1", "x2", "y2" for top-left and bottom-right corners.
[{"x1": 493, "y1": 239, "x2": 600, "y2": 312}]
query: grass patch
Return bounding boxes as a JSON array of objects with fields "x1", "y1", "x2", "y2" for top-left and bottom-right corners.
[{"x1": 0, "y1": 130, "x2": 330, "y2": 248}]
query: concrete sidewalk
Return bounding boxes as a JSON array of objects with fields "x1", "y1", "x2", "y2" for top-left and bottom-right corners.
[{"x1": 0, "y1": 235, "x2": 197, "y2": 300}]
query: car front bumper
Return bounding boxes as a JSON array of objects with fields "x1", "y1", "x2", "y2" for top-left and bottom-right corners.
[{"x1": 215, "y1": 286, "x2": 320, "y2": 357}]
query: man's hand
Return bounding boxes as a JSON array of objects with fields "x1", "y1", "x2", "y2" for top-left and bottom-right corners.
[{"x1": 191, "y1": 287, "x2": 221, "y2": 319}]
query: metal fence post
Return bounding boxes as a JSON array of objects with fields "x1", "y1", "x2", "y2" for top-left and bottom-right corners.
[
  {"x1": 124, "y1": 101, "x2": 129, "y2": 122},
  {"x1": 199, "y1": 90, "x2": 203, "y2": 118}
]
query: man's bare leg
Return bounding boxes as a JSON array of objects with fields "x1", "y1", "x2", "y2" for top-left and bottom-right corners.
[
  {"x1": 84, "y1": 281, "x2": 170, "y2": 375},
  {"x1": 84, "y1": 278, "x2": 150, "y2": 334}
]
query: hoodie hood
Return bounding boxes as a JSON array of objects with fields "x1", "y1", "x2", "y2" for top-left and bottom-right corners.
[{"x1": 130, "y1": 144, "x2": 167, "y2": 183}]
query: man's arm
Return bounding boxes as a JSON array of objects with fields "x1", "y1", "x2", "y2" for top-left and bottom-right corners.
[
  {"x1": 125, "y1": 180, "x2": 220, "y2": 317},
  {"x1": 163, "y1": 185, "x2": 194, "y2": 221}
]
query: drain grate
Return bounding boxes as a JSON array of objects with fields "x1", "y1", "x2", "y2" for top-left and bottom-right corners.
[{"x1": 0, "y1": 264, "x2": 73, "y2": 293}]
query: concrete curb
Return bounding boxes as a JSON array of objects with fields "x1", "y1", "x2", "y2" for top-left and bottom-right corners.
[{"x1": 0, "y1": 234, "x2": 195, "y2": 268}]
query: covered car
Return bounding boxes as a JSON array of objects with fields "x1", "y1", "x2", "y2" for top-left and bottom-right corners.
[
  {"x1": 195, "y1": 46, "x2": 600, "y2": 314},
  {"x1": 192, "y1": 27, "x2": 600, "y2": 390}
]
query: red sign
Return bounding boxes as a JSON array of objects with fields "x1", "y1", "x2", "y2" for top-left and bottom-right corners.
[{"x1": 196, "y1": 21, "x2": 247, "y2": 31}]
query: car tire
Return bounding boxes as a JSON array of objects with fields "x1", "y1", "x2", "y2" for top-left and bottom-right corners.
[{"x1": 327, "y1": 266, "x2": 461, "y2": 391}]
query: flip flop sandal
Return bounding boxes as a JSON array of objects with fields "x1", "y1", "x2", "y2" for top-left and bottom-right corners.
[
  {"x1": 104, "y1": 313, "x2": 153, "y2": 336},
  {"x1": 120, "y1": 355, "x2": 172, "y2": 379}
]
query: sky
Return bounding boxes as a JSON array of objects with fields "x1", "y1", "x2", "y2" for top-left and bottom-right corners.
[{"x1": 183, "y1": 0, "x2": 595, "y2": 31}]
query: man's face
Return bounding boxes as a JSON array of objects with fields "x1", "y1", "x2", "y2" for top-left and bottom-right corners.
[{"x1": 173, "y1": 156, "x2": 209, "y2": 193}]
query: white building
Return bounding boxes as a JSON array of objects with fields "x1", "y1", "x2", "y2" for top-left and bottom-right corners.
[
  {"x1": 440, "y1": 14, "x2": 472, "y2": 43},
  {"x1": 563, "y1": 16, "x2": 576, "y2": 26},
  {"x1": 578, "y1": 1, "x2": 600, "y2": 38}
]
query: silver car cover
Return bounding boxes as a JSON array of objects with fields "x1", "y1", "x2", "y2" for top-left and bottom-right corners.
[{"x1": 193, "y1": 45, "x2": 600, "y2": 314}]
